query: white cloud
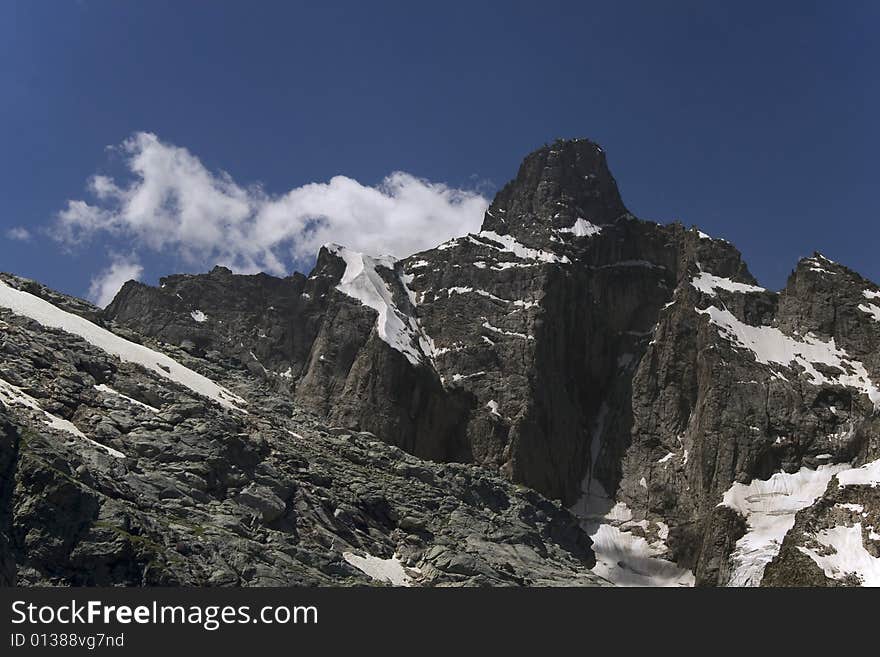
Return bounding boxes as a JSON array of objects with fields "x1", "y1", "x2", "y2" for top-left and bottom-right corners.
[
  {"x1": 6, "y1": 227, "x2": 31, "y2": 241},
  {"x1": 88, "y1": 257, "x2": 144, "y2": 308},
  {"x1": 56, "y1": 132, "x2": 489, "y2": 276}
]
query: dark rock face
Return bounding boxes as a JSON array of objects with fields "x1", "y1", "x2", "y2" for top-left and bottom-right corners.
[
  {"x1": 481, "y1": 138, "x2": 628, "y2": 237},
  {"x1": 4, "y1": 138, "x2": 880, "y2": 586},
  {"x1": 105, "y1": 266, "x2": 322, "y2": 378},
  {"x1": 618, "y1": 252, "x2": 880, "y2": 585}
]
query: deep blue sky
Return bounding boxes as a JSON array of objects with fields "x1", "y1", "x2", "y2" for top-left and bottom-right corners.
[{"x1": 1, "y1": 0, "x2": 878, "y2": 299}]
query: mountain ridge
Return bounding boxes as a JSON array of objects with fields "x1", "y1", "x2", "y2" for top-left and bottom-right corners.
[{"x1": 2, "y1": 138, "x2": 879, "y2": 586}]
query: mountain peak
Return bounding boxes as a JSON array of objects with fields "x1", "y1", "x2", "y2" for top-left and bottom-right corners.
[{"x1": 482, "y1": 138, "x2": 628, "y2": 235}]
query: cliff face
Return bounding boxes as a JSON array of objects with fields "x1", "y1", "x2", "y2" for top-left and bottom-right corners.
[
  {"x1": 4, "y1": 139, "x2": 880, "y2": 586},
  {"x1": 105, "y1": 139, "x2": 686, "y2": 503}
]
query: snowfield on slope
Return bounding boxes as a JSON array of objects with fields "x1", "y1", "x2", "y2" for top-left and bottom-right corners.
[
  {"x1": 326, "y1": 243, "x2": 435, "y2": 365},
  {"x1": 797, "y1": 523, "x2": 880, "y2": 586},
  {"x1": 475, "y1": 231, "x2": 570, "y2": 264},
  {"x1": 720, "y1": 456, "x2": 880, "y2": 586},
  {"x1": 719, "y1": 464, "x2": 849, "y2": 586},
  {"x1": 0, "y1": 280, "x2": 246, "y2": 411},
  {"x1": 697, "y1": 305, "x2": 880, "y2": 408},
  {"x1": 570, "y1": 406, "x2": 694, "y2": 588},
  {"x1": 691, "y1": 271, "x2": 766, "y2": 296},
  {"x1": 859, "y1": 289, "x2": 880, "y2": 322},
  {"x1": 571, "y1": 484, "x2": 695, "y2": 587},
  {"x1": 859, "y1": 302, "x2": 880, "y2": 322},
  {"x1": 836, "y1": 459, "x2": 880, "y2": 487}
]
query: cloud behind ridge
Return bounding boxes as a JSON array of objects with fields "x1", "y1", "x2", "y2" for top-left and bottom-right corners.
[
  {"x1": 88, "y1": 256, "x2": 144, "y2": 308},
  {"x1": 57, "y1": 132, "x2": 490, "y2": 284}
]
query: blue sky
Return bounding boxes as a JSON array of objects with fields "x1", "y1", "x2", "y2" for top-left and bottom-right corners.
[{"x1": 1, "y1": 1, "x2": 877, "y2": 303}]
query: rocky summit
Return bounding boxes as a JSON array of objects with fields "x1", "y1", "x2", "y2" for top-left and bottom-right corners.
[{"x1": 3, "y1": 138, "x2": 880, "y2": 587}]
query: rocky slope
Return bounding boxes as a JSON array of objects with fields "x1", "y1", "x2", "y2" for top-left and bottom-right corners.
[
  {"x1": 3, "y1": 138, "x2": 880, "y2": 586},
  {"x1": 0, "y1": 273, "x2": 598, "y2": 586}
]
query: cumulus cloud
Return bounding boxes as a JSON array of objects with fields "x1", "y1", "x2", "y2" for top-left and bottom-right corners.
[
  {"x1": 56, "y1": 132, "x2": 490, "y2": 276},
  {"x1": 87, "y1": 256, "x2": 144, "y2": 308},
  {"x1": 6, "y1": 226, "x2": 32, "y2": 241}
]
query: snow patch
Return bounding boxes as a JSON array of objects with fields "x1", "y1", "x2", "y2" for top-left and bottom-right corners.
[
  {"x1": 558, "y1": 218, "x2": 602, "y2": 238},
  {"x1": 691, "y1": 272, "x2": 766, "y2": 296},
  {"x1": 836, "y1": 459, "x2": 880, "y2": 487},
  {"x1": 342, "y1": 551, "x2": 414, "y2": 586},
  {"x1": 482, "y1": 321, "x2": 533, "y2": 340},
  {"x1": 444, "y1": 286, "x2": 538, "y2": 310},
  {"x1": 447, "y1": 286, "x2": 506, "y2": 303},
  {"x1": 449, "y1": 371, "x2": 485, "y2": 382},
  {"x1": 94, "y1": 384, "x2": 159, "y2": 413},
  {"x1": 585, "y1": 521, "x2": 695, "y2": 587},
  {"x1": 805, "y1": 255, "x2": 837, "y2": 275},
  {"x1": 573, "y1": 493, "x2": 695, "y2": 587},
  {"x1": 798, "y1": 523, "x2": 880, "y2": 586},
  {"x1": 190, "y1": 310, "x2": 207, "y2": 323},
  {"x1": 476, "y1": 231, "x2": 570, "y2": 264},
  {"x1": 697, "y1": 305, "x2": 880, "y2": 408},
  {"x1": 436, "y1": 238, "x2": 460, "y2": 251},
  {"x1": 858, "y1": 303, "x2": 880, "y2": 322},
  {"x1": 569, "y1": 406, "x2": 694, "y2": 587},
  {"x1": 0, "y1": 377, "x2": 125, "y2": 458}
]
